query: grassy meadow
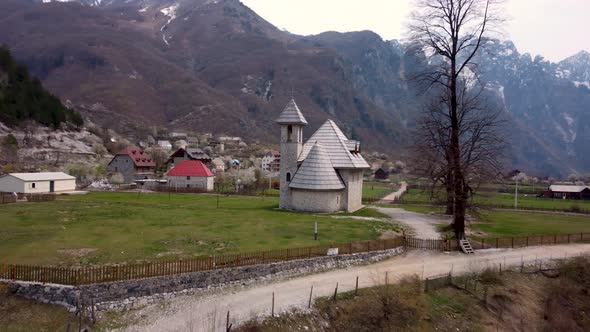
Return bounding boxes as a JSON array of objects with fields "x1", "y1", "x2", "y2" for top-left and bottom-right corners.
[
  {"x1": 400, "y1": 188, "x2": 590, "y2": 212},
  {"x1": 0, "y1": 192, "x2": 398, "y2": 266}
]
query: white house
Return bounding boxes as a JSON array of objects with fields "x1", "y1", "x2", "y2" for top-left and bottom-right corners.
[
  {"x1": 157, "y1": 140, "x2": 172, "y2": 150},
  {"x1": 262, "y1": 151, "x2": 280, "y2": 172},
  {"x1": 0, "y1": 172, "x2": 76, "y2": 194},
  {"x1": 212, "y1": 158, "x2": 226, "y2": 173},
  {"x1": 277, "y1": 99, "x2": 369, "y2": 213},
  {"x1": 165, "y1": 160, "x2": 215, "y2": 191}
]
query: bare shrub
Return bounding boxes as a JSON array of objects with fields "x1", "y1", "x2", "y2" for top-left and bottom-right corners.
[{"x1": 318, "y1": 276, "x2": 425, "y2": 332}]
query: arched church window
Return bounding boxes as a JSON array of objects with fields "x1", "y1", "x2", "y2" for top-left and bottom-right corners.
[
  {"x1": 286, "y1": 172, "x2": 291, "y2": 182},
  {"x1": 287, "y1": 125, "x2": 293, "y2": 142}
]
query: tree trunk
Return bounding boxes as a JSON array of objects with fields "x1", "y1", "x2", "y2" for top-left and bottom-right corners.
[
  {"x1": 445, "y1": 168, "x2": 454, "y2": 215},
  {"x1": 450, "y1": 55, "x2": 466, "y2": 240}
]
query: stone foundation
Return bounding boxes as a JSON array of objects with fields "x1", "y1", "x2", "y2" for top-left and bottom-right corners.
[{"x1": 5, "y1": 247, "x2": 404, "y2": 311}]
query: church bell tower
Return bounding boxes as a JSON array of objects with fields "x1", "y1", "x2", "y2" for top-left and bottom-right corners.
[{"x1": 275, "y1": 99, "x2": 307, "y2": 209}]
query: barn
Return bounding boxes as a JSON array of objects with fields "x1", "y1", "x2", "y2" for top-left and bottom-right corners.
[
  {"x1": 374, "y1": 168, "x2": 391, "y2": 181},
  {"x1": 0, "y1": 172, "x2": 76, "y2": 194},
  {"x1": 542, "y1": 185, "x2": 590, "y2": 200}
]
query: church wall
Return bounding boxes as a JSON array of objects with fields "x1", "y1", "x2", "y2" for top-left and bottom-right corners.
[
  {"x1": 291, "y1": 189, "x2": 344, "y2": 213},
  {"x1": 339, "y1": 169, "x2": 364, "y2": 212}
]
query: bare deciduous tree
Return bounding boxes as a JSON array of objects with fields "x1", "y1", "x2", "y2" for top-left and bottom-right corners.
[{"x1": 407, "y1": 0, "x2": 505, "y2": 239}]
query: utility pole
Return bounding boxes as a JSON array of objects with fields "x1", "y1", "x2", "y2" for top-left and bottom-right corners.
[{"x1": 514, "y1": 175, "x2": 519, "y2": 209}]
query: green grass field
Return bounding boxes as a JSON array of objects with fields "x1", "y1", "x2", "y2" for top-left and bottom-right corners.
[
  {"x1": 471, "y1": 210, "x2": 590, "y2": 238},
  {"x1": 386, "y1": 203, "x2": 590, "y2": 238},
  {"x1": 0, "y1": 192, "x2": 398, "y2": 266},
  {"x1": 400, "y1": 188, "x2": 590, "y2": 212},
  {"x1": 362, "y1": 185, "x2": 391, "y2": 200}
]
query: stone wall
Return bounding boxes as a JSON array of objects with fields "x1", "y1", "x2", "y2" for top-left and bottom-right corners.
[{"x1": 6, "y1": 247, "x2": 404, "y2": 311}]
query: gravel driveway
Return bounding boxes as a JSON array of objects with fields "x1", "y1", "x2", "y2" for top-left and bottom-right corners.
[
  {"x1": 121, "y1": 244, "x2": 590, "y2": 332},
  {"x1": 375, "y1": 207, "x2": 446, "y2": 239}
]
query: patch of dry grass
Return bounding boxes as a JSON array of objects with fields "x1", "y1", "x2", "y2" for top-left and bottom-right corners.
[{"x1": 0, "y1": 283, "x2": 75, "y2": 332}]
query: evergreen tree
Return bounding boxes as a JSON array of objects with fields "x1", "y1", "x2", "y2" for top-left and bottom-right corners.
[{"x1": 0, "y1": 45, "x2": 83, "y2": 129}]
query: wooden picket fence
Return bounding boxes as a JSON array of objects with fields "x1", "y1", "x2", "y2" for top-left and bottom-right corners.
[
  {"x1": 0, "y1": 237, "x2": 404, "y2": 286},
  {"x1": 469, "y1": 232, "x2": 590, "y2": 250},
  {"x1": 3, "y1": 233, "x2": 589, "y2": 286},
  {"x1": 0, "y1": 193, "x2": 56, "y2": 204},
  {"x1": 0, "y1": 193, "x2": 17, "y2": 204}
]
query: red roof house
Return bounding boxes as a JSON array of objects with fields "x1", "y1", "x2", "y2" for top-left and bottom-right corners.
[{"x1": 165, "y1": 160, "x2": 215, "y2": 191}]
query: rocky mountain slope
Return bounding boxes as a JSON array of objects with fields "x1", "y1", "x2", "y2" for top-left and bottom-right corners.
[{"x1": 2, "y1": 0, "x2": 589, "y2": 176}]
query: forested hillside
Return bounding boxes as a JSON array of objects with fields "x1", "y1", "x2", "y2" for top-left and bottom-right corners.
[{"x1": 0, "y1": 46, "x2": 83, "y2": 129}]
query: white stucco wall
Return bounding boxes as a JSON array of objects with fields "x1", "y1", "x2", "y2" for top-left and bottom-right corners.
[
  {"x1": 0, "y1": 175, "x2": 25, "y2": 193},
  {"x1": 339, "y1": 169, "x2": 364, "y2": 212},
  {"x1": 279, "y1": 124, "x2": 304, "y2": 210},
  {"x1": 166, "y1": 176, "x2": 214, "y2": 191},
  {"x1": 290, "y1": 189, "x2": 344, "y2": 213},
  {"x1": 0, "y1": 176, "x2": 75, "y2": 193}
]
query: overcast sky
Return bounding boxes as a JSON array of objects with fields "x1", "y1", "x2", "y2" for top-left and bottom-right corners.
[{"x1": 241, "y1": 0, "x2": 589, "y2": 62}]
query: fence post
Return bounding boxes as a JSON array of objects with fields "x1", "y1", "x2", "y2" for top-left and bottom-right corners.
[
  {"x1": 308, "y1": 285, "x2": 313, "y2": 308},
  {"x1": 271, "y1": 292, "x2": 275, "y2": 317},
  {"x1": 333, "y1": 282, "x2": 338, "y2": 302},
  {"x1": 355, "y1": 276, "x2": 359, "y2": 296}
]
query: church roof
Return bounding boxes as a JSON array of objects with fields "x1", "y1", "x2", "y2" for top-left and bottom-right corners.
[
  {"x1": 298, "y1": 120, "x2": 370, "y2": 169},
  {"x1": 289, "y1": 142, "x2": 345, "y2": 190},
  {"x1": 275, "y1": 99, "x2": 308, "y2": 125}
]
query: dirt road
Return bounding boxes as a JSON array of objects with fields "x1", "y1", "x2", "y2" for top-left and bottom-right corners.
[
  {"x1": 122, "y1": 244, "x2": 590, "y2": 332},
  {"x1": 378, "y1": 181, "x2": 407, "y2": 203},
  {"x1": 376, "y1": 207, "x2": 446, "y2": 239}
]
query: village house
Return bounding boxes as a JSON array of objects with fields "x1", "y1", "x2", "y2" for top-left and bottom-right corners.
[
  {"x1": 277, "y1": 99, "x2": 369, "y2": 213},
  {"x1": 107, "y1": 148, "x2": 156, "y2": 183},
  {"x1": 0, "y1": 172, "x2": 76, "y2": 193},
  {"x1": 542, "y1": 185, "x2": 590, "y2": 200},
  {"x1": 165, "y1": 160, "x2": 215, "y2": 191},
  {"x1": 166, "y1": 147, "x2": 212, "y2": 170},
  {"x1": 157, "y1": 140, "x2": 172, "y2": 150},
  {"x1": 262, "y1": 151, "x2": 280, "y2": 172},
  {"x1": 374, "y1": 167, "x2": 391, "y2": 181},
  {"x1": 212, "y1": 158, "x2": 226, "y2": 173}
]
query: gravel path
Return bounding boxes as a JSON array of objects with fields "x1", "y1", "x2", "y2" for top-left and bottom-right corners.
[
  {"x1": 375, "y1": 207, "x2": 445, "y2": 239},
  {"x1": 121, "y1": 244, "x2": 590, "y2": 332},
  {"x1": 378, "y1": 181, "x2": 407, "y2": 203}
]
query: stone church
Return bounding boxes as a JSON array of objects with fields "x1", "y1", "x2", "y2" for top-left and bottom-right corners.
[{"x1": 276, "y1": 99, "x2": 369, "y2": 213}]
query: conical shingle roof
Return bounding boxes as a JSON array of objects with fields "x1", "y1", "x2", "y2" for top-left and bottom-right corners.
[
  {"x1": 298, "y1": 120, "x2": 370, "y2": 169},
  {"x1": 275, "y1": 99, "x2": 308, "y2": 125},
  {"x1": 289, "y1": 142, "x2": 345, "y2": 190}
]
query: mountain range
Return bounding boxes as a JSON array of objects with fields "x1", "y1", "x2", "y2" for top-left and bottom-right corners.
[{"x1": 1, "y1": 0, "x2": 589, "y2": 176}]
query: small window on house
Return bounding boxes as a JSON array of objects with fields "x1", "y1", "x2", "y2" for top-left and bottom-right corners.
[
  {"x1": 31, "y1": 183, "x2": 36, "y2": 189},
  {"x1": 187, "y1": 176, "x2": 191, "y2": 180},
  {"x1": 286, "y1": 172, "x2": 291, "y2": 182},
  {"x1": 186, "y1": 184, "x2": 190, "y2": 188},
  {"x1": 287, "y1": 125, "x2": 293, "y2": 142}
]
